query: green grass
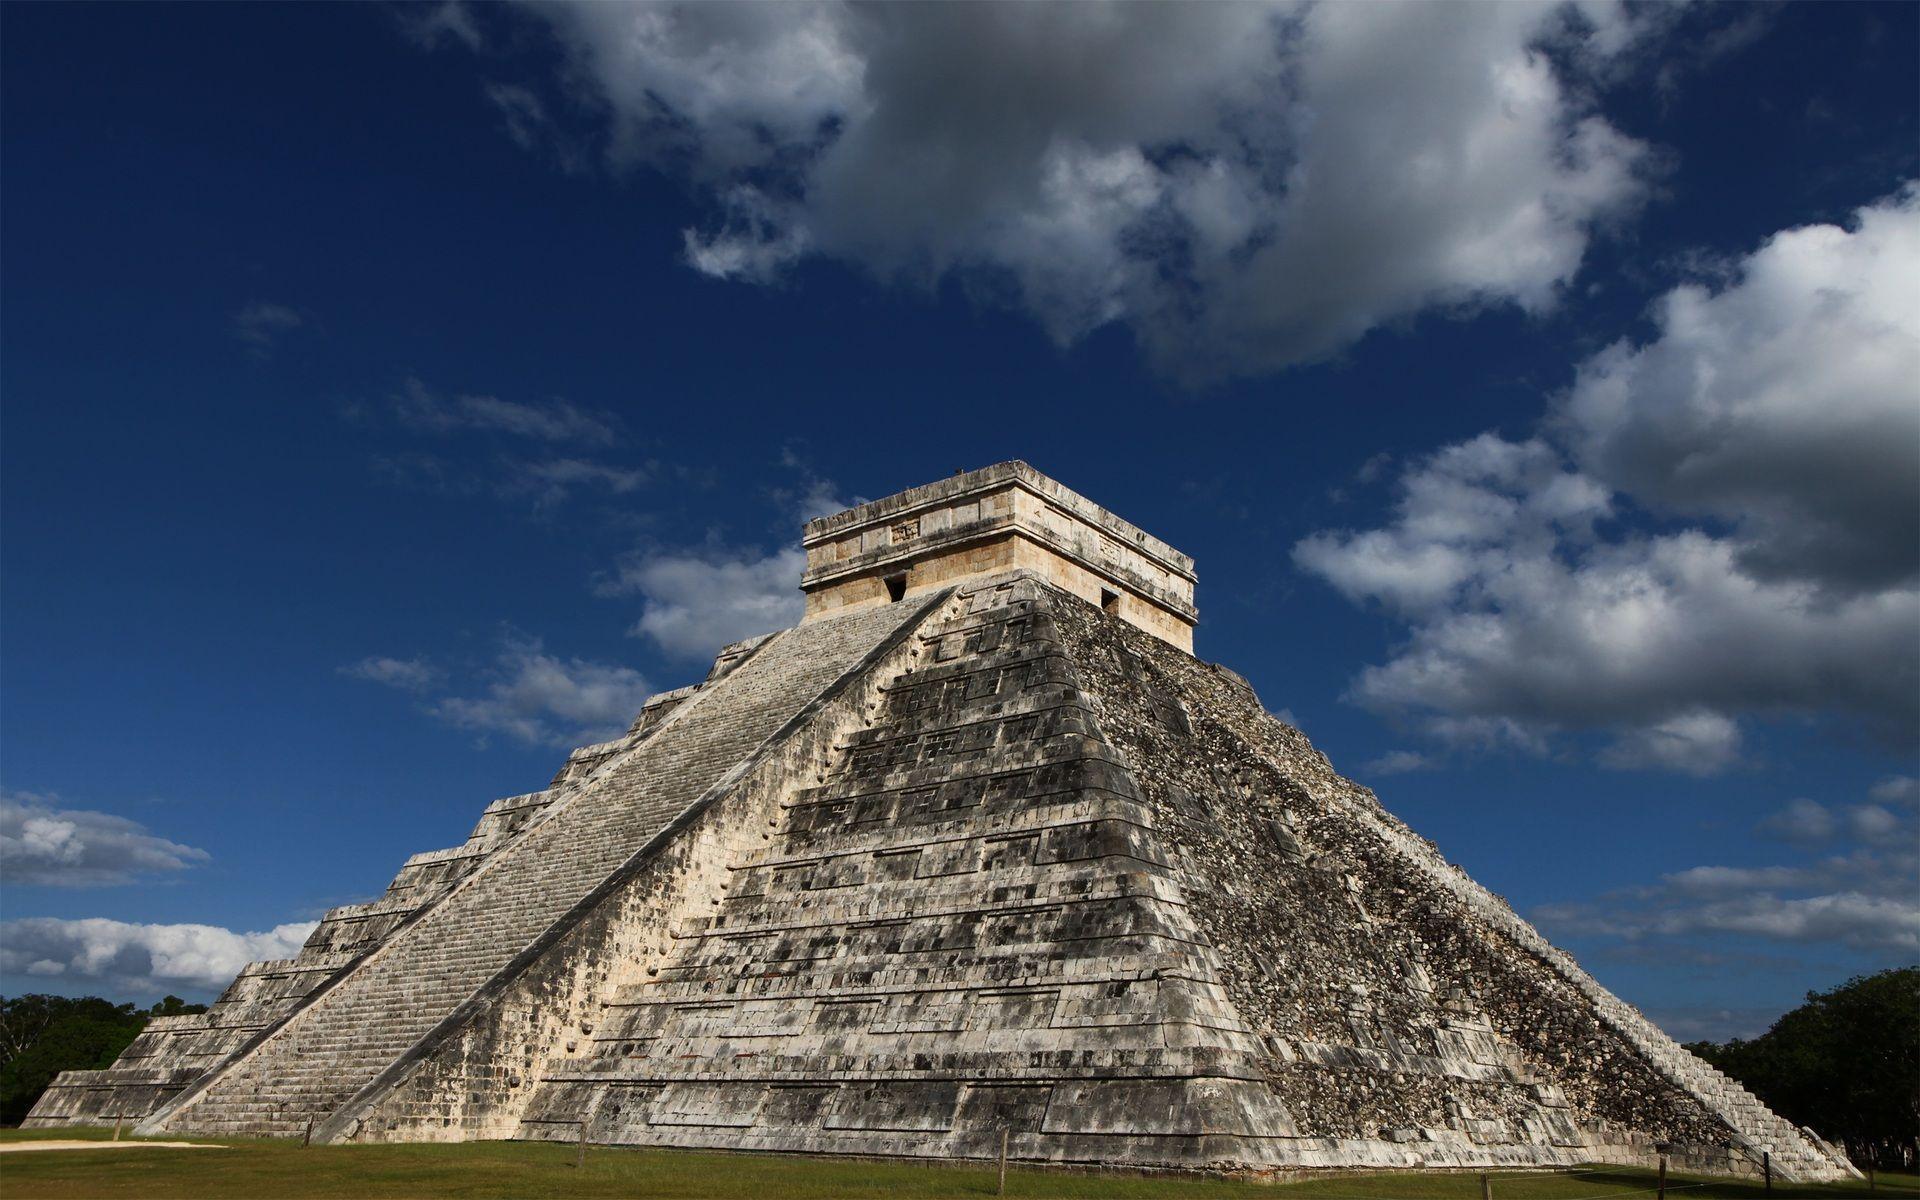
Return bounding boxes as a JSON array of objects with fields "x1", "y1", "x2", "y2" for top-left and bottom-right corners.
[{"x1": 1, "y1": 1128, "x2": 1913, "y2": 1199}]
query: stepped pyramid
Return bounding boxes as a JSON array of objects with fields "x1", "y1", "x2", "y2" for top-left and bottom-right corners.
[{"x1": 27, "y1": 463, "x2": 1855, "y2": 1181}]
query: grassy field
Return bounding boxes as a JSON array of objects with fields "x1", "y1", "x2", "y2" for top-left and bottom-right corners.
[{"x1": 2, "y1": 1128, "x2": 1913, "y2": 1199}]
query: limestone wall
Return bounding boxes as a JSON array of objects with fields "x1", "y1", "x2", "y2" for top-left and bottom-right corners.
[
  {"x1": 1043, "y1": 588, "x2": 1852, "y2": 1181},
  {"x1": 26, "y1": 642, "x2": 768, "y2": 1130},
  {"x1": 487, "y1": 572, "x2": 1845, "y2": 1179},
  {"x1": 339, "y1": 596, "x2": 944, "y2": 1140},
  {"x1": 801, "y1": 462, "x2": 1197, "y2": 651},
  {"x1": 136, "y1": 601, "x2": 927, "y2": 1140},
  {"x1": 516, "y1": 577, "x2": 1271, "y2": 1165}
]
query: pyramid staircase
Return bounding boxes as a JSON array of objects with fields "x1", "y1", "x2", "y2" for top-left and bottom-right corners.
[{"x1": 115, "y1": 599, "x2": 933, "y2": 1138}]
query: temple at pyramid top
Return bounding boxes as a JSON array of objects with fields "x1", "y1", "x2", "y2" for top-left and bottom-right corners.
[{"x1": 800, "y1": 461, "x2": 1198, "y2": 650}]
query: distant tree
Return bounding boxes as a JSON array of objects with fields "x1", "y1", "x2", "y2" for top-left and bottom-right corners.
[
  {"x1": 145, "y1": 994, "x2": 204, "y2": 1019},
  {"x1": 1686, "y1": 967, "x2": 1920, "y2": 1171},
  {"x1": 0, "y1": 995, "x2": 66, "y2": 1069},
  {"x1": 0, "y1": 993, "x2": 209, "y2": 1126}
]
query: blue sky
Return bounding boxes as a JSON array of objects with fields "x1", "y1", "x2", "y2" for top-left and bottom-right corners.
[{"x1": 2, "y1": 1, "x2": 1914, "y2": 1041}]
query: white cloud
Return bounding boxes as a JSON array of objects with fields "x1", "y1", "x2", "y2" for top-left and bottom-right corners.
[
  {"x1": 0, "y1": 917, "x2": 315, "y2": 996},
  {"x1": 340, "y1": 638, "x2": 655, "y2": 749},
  {"x1": 427, "y1": 637, "x2": 653, "y2": 748},
  {"x1": 1869, "y1": 775, "x2": 1919, "y2": 807},
  {"x1": 499, "y1": 458, "x2": 652, "y2": 507},
  {"x1": 401, "y1": 0, "x2": 482, "y2": 51},
  {"x1": 338, "y1": 656, "x2": 440, "y2": 692},
  {"x1": 684, "y1": 187, "x2": 812, "y2": 282},
  {"x1": 601, "y1": 546, "x2": 807, "y2": 661},
  {"x1": 1762, "y1": 794, "x2": 1916, "y2": 848},
  {"x1": 1363, "y1": 750, "x2": 1433, "y2": 776},
  {"x1": 1848, "y1": 804, "x2": 1902, "y2": 842},
  {"x1": 769, "y1": 450, "x2": 862, "y2": 523},
  {"x1": 231, "y1": 301, "x2": 305, "y2": 355},
  {"x1": 1594, "y1": 711, "x2": 1743, "y2": 777},
  {"x1": 1758, "y1": 798, "x2": 1837, "y2": 845},
  {"x1": 465, "y1": 0, "x2": 1668, "y2": 380},
  {"x1": 1, "y1": 792, "x2": 211, "y2": 887},
  {"x1": 366, "y1": 379, "x2": 649, "y2": 506},
  {"x1": 1536, "y1": 785, "x2": 1920, "y2": 958},
  {"x1": 392, "y1": 377, "x2": 620, "y2": 445},
  {"x1": 586, "y1": 456, "x2": 843, "y2": 660},
  {"x1": 1541, "y1": 884, "x2": 1918, "y2": 955},
  {"x1": 1353, "y1": 453, "x2": 1394, "y2": 486},
  {"x1": 1557, "y1": 183, "x2": 1920, "y2": 594},
  {"x1": 1295, "y1": 190, "x2": 1920, "y2": 771}
]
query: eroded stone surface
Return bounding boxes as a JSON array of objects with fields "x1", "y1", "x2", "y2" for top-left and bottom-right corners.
[
  {"x1": 21, "y1": 602, "x2": 924, "y2": 1136},
  {"x1": 802, "y1": 461, "x2": 1197, "y2": 651},
  {"x1": 24, "y1": 464, "x2": 1853, "y2": 1184}
]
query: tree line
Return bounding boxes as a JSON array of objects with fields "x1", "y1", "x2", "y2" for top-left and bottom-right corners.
[
  {"x1": 1685, "y1": 966, "x2": 1919, "y2": 1172},
  {"x1": 0, "y1": 992, "x2": 208, "y2": 1125}
]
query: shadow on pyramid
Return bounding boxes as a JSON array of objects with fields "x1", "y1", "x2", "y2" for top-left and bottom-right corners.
[{"x1": 27, "y1": 463, "x2": 1857, "y2": 1182}]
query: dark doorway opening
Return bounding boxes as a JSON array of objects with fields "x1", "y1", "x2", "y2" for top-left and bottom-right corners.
[
  {"x1": 1100, "y1": 588, "x2": 1121, "y2": 615},
  {"x1": 885, "y1": 573, "x2": 909, "y2": 603}
]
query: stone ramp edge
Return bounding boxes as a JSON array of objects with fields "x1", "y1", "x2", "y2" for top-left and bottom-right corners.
[
  {"x1": 1334, "y1": 779, "x2": 1840, "y2": 1180},
  {"x1": 311, "y1": 588, "x2": 954, "y2": 1144},
  {"x1": 124, "y1": 889, "x2": 478, "y2": 1134},
  {"x1": 1040, "y1": 585, "x2": 1845, "y2": 1181},
  {"x1": 125, "y1": 637, "x2": 741, "y2": 1128}
]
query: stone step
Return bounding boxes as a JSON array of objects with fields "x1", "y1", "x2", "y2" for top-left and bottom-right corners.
[{"x1": 151, "y1": 602, "x2": 929, "y2": 1139}]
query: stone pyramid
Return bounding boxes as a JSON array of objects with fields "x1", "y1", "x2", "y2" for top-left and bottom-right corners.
[{"x1": 27, "y1": 463, "x2": 1855, "y2": 1182}]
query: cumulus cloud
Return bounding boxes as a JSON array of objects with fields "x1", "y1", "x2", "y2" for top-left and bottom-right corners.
[
  {"x1": 772, "y1": 461, "x2": 861, "y2": 525},
  {"x1": 600, "y1": 546, "x2": 807, "y2": 660},
  {"x1": 587, "y1": 456, "x2": 849, "y2": 660},
  {"x1": 1869, "y1": 775, "x2": 1919, "y2": 807},
  {"x1": 1295, "y1": 189, "x2": 1920, "y2": 771},
  {"x1": 1539, "y1": 870, "x2": 1918, "y2": 956},
  {"x1": 231, "y1": 301, "x2": 305, "y2": 355},
  {"x1": 338, "y1": 656, "x2": 440, "y2": 692},
  {"x1": 455, "y1": 0, "x2": 1669, "y2": 380},
  {"x1": 1758, "y1": 798, "x2": 1838, "y2": 845},
  {"x1": 0, "y1": 917, "x2": 315, "y2": 996},
  {"x1": 1536, "y1": 783, "x2": 1919, "y2": 958},
  {"x1": 430, "y1": 638, "x2": 653, "y2": 748},
  {"x1": 1594, "y1": 711, "x2": 1743, "y2": 777},
  {"x1": 1848, "y1": 804, "x2": 1903, "y2": 841},
  {"x1": 392, "y1": 377, "x2": 620, "y2": 445},
  {"x1": 342, "y1": 638, "x2": 654, "y2": 748},
  {"x1": 345, "y1": 453, "x2": 847, "y2": 739},
  {"x1": 1, "y1": 792, "x2": 210, "y2": 887},
  {"x1": 1760, "y1": 796, "x2": 1910, "y2": 847},
  {"x1": 1556, "y1": 184, "x2": 1920, "y2": 594}
]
